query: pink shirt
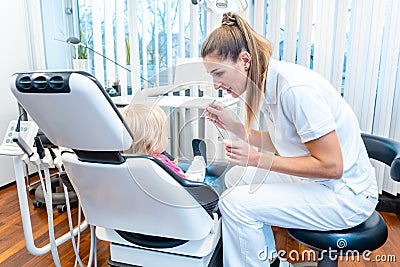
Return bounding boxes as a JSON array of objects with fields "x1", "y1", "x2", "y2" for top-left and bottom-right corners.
[{"x1": 152, "y1": 153, "x2": 186, "y2": 178}]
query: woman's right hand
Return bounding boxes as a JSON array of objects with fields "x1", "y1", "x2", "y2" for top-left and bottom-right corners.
[{"x1": 205, "y1": 103, "x2": 243, "y2": 136}]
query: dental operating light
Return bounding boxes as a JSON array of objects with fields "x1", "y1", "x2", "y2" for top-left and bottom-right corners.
[{"x1": 191, "y1": 0, "x2": 248, "y2": 14}]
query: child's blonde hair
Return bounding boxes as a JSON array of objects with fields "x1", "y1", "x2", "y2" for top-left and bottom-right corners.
[{"x1": 120, "y1": 103, "x2": 167, "y2": 154}]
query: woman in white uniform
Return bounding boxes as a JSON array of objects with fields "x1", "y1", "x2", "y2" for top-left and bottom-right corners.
[{"x1": 202, "y1": 13, "x2": 378, "y2": 267}]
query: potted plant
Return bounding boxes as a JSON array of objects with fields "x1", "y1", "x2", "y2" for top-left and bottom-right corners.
[
  {"x1": 125, "y1": 37, "x2": 132, "y2": 91},
  {"x1": 125, "y1": 37, "x2": 131, "y2": 66},
  {"x1": 72, "y1": 28, "x2": 92, "y2": 72}
]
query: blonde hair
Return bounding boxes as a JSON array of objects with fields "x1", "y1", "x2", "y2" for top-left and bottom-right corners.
[
  {"x1": 120, "y1": 103, "x2": 167, "y2": 154},
  {"x1": 201, "y1": 12, "x2": 273, "y2": 133}
]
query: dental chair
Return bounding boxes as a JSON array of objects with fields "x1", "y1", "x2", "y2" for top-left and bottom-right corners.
[{"x1": 10, "y1": 71, "x2": 222, "y2": 267}]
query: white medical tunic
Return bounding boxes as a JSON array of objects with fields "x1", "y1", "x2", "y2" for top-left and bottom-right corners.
[
  {"x1": 261, "y1": 58, "x2": 377, "y2": 194},
  {"x1": 220, "y1": 58, "x2": 379, "y2": 267}
]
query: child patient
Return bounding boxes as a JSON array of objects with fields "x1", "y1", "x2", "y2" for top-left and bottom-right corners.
[{"x1": 121, "y1": 103, "x2": 206, "y2": 182}]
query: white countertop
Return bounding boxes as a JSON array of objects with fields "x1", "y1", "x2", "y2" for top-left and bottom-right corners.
[{"x1": 112, "y1": 94, "x2": 239, "y2": 109}]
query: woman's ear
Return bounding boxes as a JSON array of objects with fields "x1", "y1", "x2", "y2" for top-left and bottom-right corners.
[{"x1": 239, "y1": 51, "x2": 251, "y2": 69}]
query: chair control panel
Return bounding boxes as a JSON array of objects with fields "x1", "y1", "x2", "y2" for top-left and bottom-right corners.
[{"x1": 1, "y1": 120, "x2": 39, "y2": 154}]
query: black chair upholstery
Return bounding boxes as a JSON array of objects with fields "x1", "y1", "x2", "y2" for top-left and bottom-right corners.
[
  {"x1": 286, "y1": 133, "x2": 400, "y2": 267},
  {"x1": 362, "y1": 133, "x2": 400, "y2": 181}
]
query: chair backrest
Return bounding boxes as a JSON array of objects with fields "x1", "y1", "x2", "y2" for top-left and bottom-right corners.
[
  {"x1": 361, "y1": 133, "x2": 400, "y2": 182},
  {"x1": 10, "y1": 71, "x2": 132, "y2": 152},
  {"x1": 10, "y1": 71, "x2": 219, "y2": 241}
]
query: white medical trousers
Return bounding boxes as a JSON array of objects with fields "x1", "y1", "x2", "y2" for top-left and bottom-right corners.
[{"x1": 219, "y1": 166, "x2": 378, "y2": 267}]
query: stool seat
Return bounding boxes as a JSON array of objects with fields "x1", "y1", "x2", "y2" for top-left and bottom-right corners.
[{"x1": 287, "y1": 211, "x2": 388, "y2": 252}]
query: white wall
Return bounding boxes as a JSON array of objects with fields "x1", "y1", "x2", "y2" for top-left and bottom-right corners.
[
  {"x1": 0, "y1": 0, "x2": 33, "y2": 186},
  {"x1": 41, "y1": 0, "x2": 75, "y2": 69}
]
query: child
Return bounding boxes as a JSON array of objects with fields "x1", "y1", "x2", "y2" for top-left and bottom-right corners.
[{"x1": 120, "y1": 103, "x2": 206, "y2": 182}]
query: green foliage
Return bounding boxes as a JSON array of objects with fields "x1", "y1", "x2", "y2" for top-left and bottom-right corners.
[
  {"x1": 74, "y1": 27, "x2": 92, "y2": 59},
  {"x1": 125, "y1": 37, "x2": 131, "y2": 65}
]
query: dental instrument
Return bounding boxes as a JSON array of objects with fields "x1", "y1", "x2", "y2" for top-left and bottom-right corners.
[{"x1": 201, "y1": 99, "x2": 225, "y2": 140}]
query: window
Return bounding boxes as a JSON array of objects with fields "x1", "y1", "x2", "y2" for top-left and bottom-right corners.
[{"x1": 75, "y1": 0, "x2": 207, "y2": 94}]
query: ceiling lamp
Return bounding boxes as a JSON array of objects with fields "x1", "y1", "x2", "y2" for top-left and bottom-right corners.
[{"x1": 191, "y1": 0, "x2": 248, "y2": 14}]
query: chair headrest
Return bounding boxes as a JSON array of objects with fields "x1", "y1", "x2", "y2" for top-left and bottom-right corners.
[{"x1": 10, "y1": 71, "x2": 133, "y2": 152}]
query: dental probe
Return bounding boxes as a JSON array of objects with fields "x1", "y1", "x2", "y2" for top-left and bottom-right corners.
[{"x1": 201, "y1": 99, "x2": 225, "y2": 139}]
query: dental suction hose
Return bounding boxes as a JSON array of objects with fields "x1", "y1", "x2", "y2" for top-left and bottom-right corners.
[
  {"x1": 48, "y1": 146, "x2": 95, "y2": 267},
  {"x1": 10, "y1": 114, "x2": 91, "y2": 265},
  {"x1": 34, "y1": 136, "x2": 62, "y2": 267}
]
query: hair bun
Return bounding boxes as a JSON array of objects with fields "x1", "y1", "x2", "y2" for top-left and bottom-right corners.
[{"x1": 222, "y1": 12, "x2": 237, "y2": 26}]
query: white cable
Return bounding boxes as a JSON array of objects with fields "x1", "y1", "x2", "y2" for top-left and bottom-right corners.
[
  {"x1": 64, "y1": 184, "x2": 85, "y2": 267},
  {"x1": 89, "y1": 224, "x2": 97, "y2": 267},
  {"x1": 50, "y1": 148, "x2": 84, "y2": 266},
  {"x1": 77, "y1": 220, "x2": 97, "y2": 267},
  {"x1": 51, "y1": 150, "x2": 90, "y2": 267},
  {"x1": 37, "y1": 147, "x2": 96, "y2": 267},
  {"x1": 68, "y1": 187, "x2": 97, "y2": 267},
  {"x1": 75, "y1": 201, "x2": 82, "y2": 267},
  {"x1": 43, "y1": 166, "x2": 62, "y2": 267},
  {"x1": 38, "y1": 165, "x2": 62, "y2": 267},
  {"x1": 22, "y1": 157, "x2": 29, "y2": 189},
  {"x1": 37, "y1": 166, "x2": 47, "y2": 207}
]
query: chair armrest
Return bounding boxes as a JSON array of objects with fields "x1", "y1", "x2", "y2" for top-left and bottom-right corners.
[{"x1": 125, "y1": 154, "x2": 220, "y2": 217}]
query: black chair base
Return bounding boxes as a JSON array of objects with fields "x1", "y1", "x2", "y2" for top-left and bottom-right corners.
[
  {"x1": 287, "y1": 211, "x2": 388, "y2": 267},
  {"x1": 107, "y1": 240, "x2": 223, "y2": 267}
]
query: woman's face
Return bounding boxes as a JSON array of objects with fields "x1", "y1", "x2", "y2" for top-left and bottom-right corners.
[{"x1": 203, "y1": 53, "x2": 249, "y2": 98}]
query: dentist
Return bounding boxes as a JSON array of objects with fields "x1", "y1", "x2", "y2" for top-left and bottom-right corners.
[{"x1": 202, "y1": 12, "x2": 378, "y2": 267}]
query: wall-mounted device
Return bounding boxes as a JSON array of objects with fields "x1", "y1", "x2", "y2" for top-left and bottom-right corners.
[{"x1": 191, "y1": 0, "x2": 248, "y2": 14}]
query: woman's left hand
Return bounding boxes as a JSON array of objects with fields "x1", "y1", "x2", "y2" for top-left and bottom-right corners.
[{"x1": 223, "y1": 139, "x2": 261, "y2": 167}]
